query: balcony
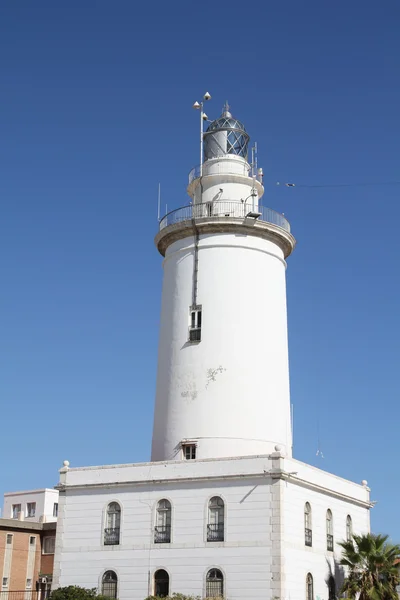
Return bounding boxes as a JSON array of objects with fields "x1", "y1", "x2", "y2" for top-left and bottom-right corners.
[
  {"x1": 159, "y1": 201, "x2": 290, "y2": 233},
  {"x1": 154, "y1": 525, "x2": 171, "y2": 543},
  {"x1": 327, "y1": 534, "x2": 334, "y2": 551},
  {"x1": 104, "y1": 527, "x2": 120, "y2": 545},
  {"x1": 305, "y1": 528, "x2": 312, "y2": 547},
  {"x1": 207, "y1": 523, "x2": 224, "y2": 542}
]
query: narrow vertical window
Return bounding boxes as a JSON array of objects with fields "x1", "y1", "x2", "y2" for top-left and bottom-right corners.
[
  {"x1": 102, "y1": 571, "x2": 117, "y2": 599},
  {"x1": 29, "y1": 536, "x2": 36, "y2": 546},
  {"x1": 12, "y1": 504, "x2": 21, "y2": 519},
  {"x1": 26, "y1": 579, "x2": 32, "y2": 589},
  {"x1": 328, "y1": 576, "x2": 336, "y2": 600},
  {"x1": 326, "y1": 509, "x2": 334, "y2": 551},
  {"x1": 154, "y1": 569, "x2": 169, "y2": 597},
  {"x1": 155, "y1": 499, "x2": 171, "y2": 543},
  {"x1": 2, "y1": 578, "x2": 9, "y2": 588},
  {"x1": 189, "y1": 306, "x2": 202, "y2": 342},
  {"x1": 207, "y1": 497, "x2": 224, "y2": 542},
  {"x1": 206, "y1": 569, "x2": 224, "y2": 598},
  {"x1": 346, "y1": 515, "x2": 352, "y2": 542},
  {"x1": 53, "y1": 503, "x2": 59, "y2": 517},
  {"x1": 6, "y1": 534, "x2": 13, "y2": 545},
  {"x1": 104, "y1": 502, "x2": 121, "y2": 545},
  {"x1": 306, "y1": 573, "x2": 313, "y2": 600},
  {"x1": 304, "y1": 502, "x2": 312, "y2": 547},
  {"x1": 27, "y1": 502, "x2": 36, "y2": 517}
]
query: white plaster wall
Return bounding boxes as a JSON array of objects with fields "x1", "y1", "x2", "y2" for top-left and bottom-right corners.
[
  {"x1": 54, "y1": 456, "x2": 371, "y2": 600},
  {"x1": 281, "y1": 475, "x2": 370, "y2": 600},
  {"x1": 3, "y1": 489, "x2": 59, "y2": 522},
  {"x1": 151, "y1": 231, "x2": 292, "y2": 462},
  {"x1": 54, "y1": 477, "x2": 276, "y2": 600}
]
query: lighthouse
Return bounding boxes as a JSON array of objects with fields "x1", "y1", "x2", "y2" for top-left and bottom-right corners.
[
  {"x1": 54, "y1": 96, "x2": 372, "y2": 600},
  {"x1": 151, "y1": 98, "x2": 296, "y2": 462}
]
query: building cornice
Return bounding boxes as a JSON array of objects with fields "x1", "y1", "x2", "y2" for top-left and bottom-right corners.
[{"x1": 56, "y1": 468, "x2": 372, "y2": 509}]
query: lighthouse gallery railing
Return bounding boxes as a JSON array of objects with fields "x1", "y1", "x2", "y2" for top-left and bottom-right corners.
[{"x1": 159, "y1": 201, "x2": 290, "y2": 233}]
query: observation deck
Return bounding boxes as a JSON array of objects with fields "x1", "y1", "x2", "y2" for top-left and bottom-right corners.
[{"x1": 155, "y1": 200, "x2": 296, "y2": 258}]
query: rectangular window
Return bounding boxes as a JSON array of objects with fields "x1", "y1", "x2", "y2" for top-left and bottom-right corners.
[
  {"x1": 43, "y1": 537, "x2": 56, "y2": 554},
  {"x1": 2, "y1": 578, "x2": 8, "y2": 588},
  {"x1": 6, "y1": 534, "x2": 13, "y2": 545},
  {"x1": 182, "y1": 444, "x2": 196, "y2": 460},
  {"x1": 30, "y1": 536, "x2": 36, "y2": 546},
  {"x1": 12, "y1": 503, "x2": 21, "y2": 519},
  {"x1": 27, "y1": 502, "x2": 36, "y2": 517},
  {"x1": 26, "y1": 579, "x2": 32, "y2": 589},
  {"x1": 189, "y1": 306, "x2": 202, "y2": 342},
  {"x1": 53, "y1": 503, "x2": 58, "y2": 517}
]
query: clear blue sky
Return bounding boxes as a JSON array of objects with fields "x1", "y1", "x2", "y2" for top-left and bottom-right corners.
[{"x1": 1, "y1": 0, "x2": 399, "y2": 538}]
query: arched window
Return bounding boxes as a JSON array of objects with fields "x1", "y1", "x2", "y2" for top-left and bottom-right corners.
[
  {"x1": 207, "y1": 497, "x2": 224, "y2": 542},
  {"x1": 102, "y1": 571, "x2": 117, "y2": 599},
  {"x1": 154, "y1": 569, "x2": 169, "y2": 597},
  {"x1": 326, "y1": 509, "x2": 333, "y2": 551},
  {"x1": 304, "y1": 502, "x2": 312, "y2": 547},
  {"x1": 346, "y1": 515, "x2": 352, "y2": 542},
  {"x1": 206, "y1": 569, "x2": 224, "y2": 598},
  {"x1": 306, "y1": 573, "x2": 313, "y2": 600},
  {"x1": 104, "y1": 502, "x2": 121, "y2": 545},
  {"x1": 328, "y1": 576, "x2": 336, "y2": 600},
  {"x1": 155, "y1": 499, "x2": 171, "y2": 543}
]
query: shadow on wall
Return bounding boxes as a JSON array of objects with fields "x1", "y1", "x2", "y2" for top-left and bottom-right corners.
[{"x1": 325, "y1": 557, "x2": 345, "y2": 598}]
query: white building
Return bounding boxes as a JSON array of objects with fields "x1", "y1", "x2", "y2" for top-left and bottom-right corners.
[
  {"x1": 53, "y1": 98, "x2": 372, "y2": 600},
  {"x1": 3, "y1": 488, "x2": 59, "y2": 523}
]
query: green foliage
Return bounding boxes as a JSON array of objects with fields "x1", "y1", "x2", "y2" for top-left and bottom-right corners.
[
  {"x1": 339, "y1": 533, "x2": 400, "y2": 600},
  {"x1": 49, "y1": 586, "x2": 110, "y2": 600}
]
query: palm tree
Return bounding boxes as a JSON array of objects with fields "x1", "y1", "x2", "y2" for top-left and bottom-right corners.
[{"x1": 339, "y1": 533, "x2": 400, "y2": 600}]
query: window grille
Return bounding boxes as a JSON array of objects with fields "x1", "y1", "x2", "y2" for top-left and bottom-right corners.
[
  {"x1": 206, "y1": 569, "x2": 223, "y2": 598},
  {"x1": 326, "y1": 509, "x2": 333, "y2": 551},
  {"x1": 102, "y1": 571, "x2": 117, "y2": 599},
  {"x1": 104, "y1": 502, "x2": 121, "y2": 545},
  {"x1": 304, "y1": 502, "x2": 312, "y2": 547},
  {"x1": 207, "y1": 497, "x2": 224, "y2": 542},
  {"x1": 346, "y1": 515, "x2": 352, "y2": 541},
  {"x1": 155, "y1": 499, "x2": 171, "y2": 543},
  {"x1": 306, "y1": 573, "x2": 313, "y2": 600},
  {"x1": 189, "y1": 306, "x2": 202, "y2": 342}
]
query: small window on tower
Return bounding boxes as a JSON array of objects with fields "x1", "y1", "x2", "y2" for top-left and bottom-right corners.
[
  {"x1": 182, "y1": 444, "x2": 196, "y2": 460},
  {"x1": 189, "y1": 306, "x2": 202, "y2": 342}
]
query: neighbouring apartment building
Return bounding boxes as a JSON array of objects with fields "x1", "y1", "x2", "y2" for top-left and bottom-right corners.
[{"x1": 0, "y1": 490, "x2": 59, "y2": 597}]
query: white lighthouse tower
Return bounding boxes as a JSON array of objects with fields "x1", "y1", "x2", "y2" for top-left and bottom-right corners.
[
  {"x1": 54, "y1": 96, "x2": 372, "y2": 600},
  {"x1": 151, "y1": 98, "x2": 296, "y2": 462}
]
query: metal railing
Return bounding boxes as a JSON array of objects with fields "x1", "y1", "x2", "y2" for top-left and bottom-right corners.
[
  {"x1": 159, "y1": 201, "x2": 290, "y2": 233},
  {"x1": 207, "y1": 523, "x2": 224, "y2": 542},
  {"x1": 154, "y1": 524, "x2": 171, "y2": 543},
  {"x1": 0, "y1": 592, "x2": 50, "y2": 600},
  {"x1": 305, "y1": 528, "x2": 312, "y2": 547},
  {"x1": 104, "y1": 527, "x2": 120, "y2": 545},
  {"x1": 327, "y1": 533, "x2": 334, "y2": 551}
]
